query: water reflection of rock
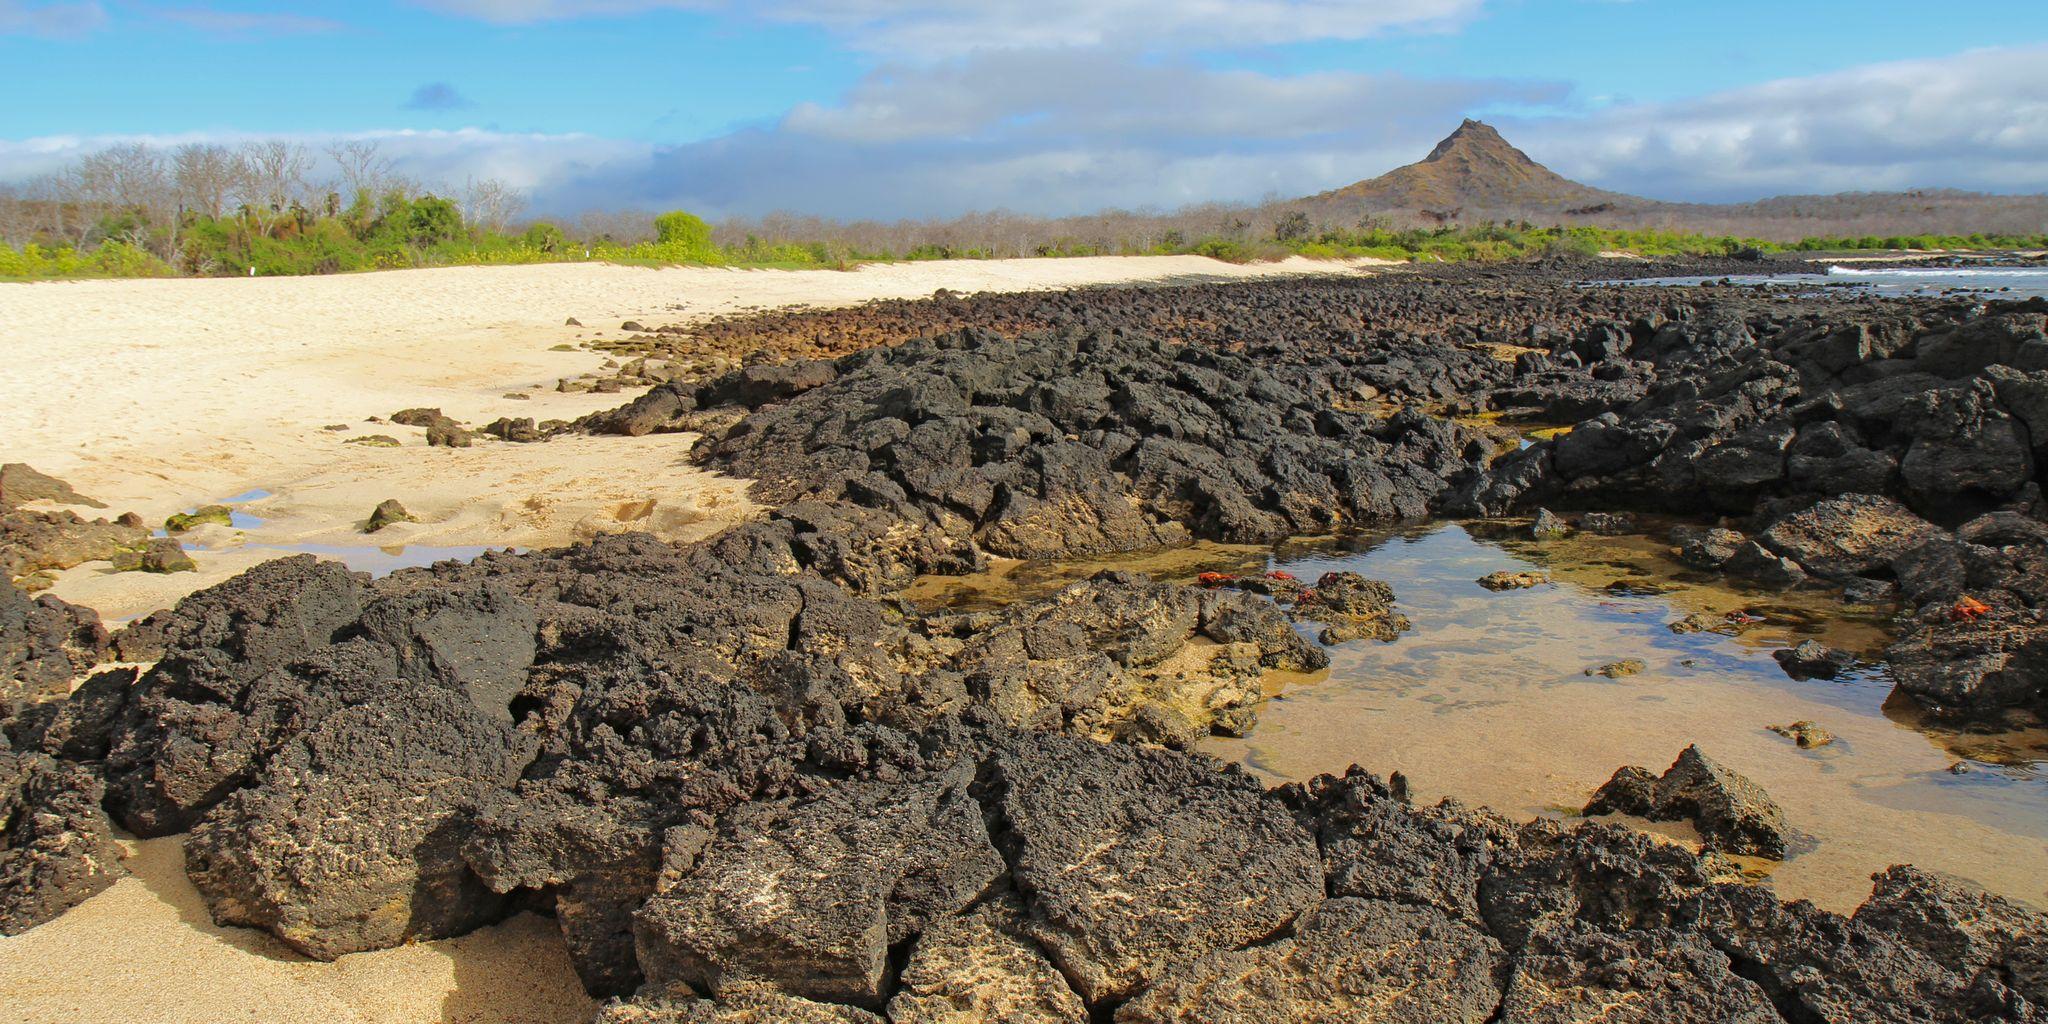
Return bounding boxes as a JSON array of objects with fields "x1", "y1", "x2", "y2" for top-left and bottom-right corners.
[{"x1": 908, "y1": 519, "x2": 2048, "y2": 911}]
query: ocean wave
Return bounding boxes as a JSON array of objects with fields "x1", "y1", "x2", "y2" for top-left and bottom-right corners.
[{"x1": 1826, "y1": 265, "x2": 2048, "y2": 279}]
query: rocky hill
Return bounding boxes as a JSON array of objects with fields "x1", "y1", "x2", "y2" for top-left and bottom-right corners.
[{"x1": 1306, "y1": 119, "x2": 1650, "y2": 219}]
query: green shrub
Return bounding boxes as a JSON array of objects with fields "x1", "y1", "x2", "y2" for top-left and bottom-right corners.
[{"x1": 653, "y1": 210, "x2": 712, "y2": 248}]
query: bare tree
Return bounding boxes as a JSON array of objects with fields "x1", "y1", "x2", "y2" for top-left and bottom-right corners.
[
  {"x1": 326, "y1": 140, "x2": 395, "y2": 202},
  {"x1": 460, "y1": 176, "x2": 526, "y2": 235},
  {"x1": 70, "y1": 143, "x2": 175, "y2": 251},
  {"x1": 172, "y1": 143, "x2": 247, "y2": 220},
  {"x1": 240, "y1": 140, "x2": 313, "y2": 214}
]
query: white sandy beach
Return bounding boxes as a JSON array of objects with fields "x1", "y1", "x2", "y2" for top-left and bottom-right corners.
[
  {"x1": 1, "y1": 255, "x2": 1378, "y2": 620},
  {"x1": 0, "y1": 255, "x2": 1377, "y2": 1024}
]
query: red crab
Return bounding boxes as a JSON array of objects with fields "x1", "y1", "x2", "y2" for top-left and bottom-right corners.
[
  {"x1": 1196, "y1": 572, "x2": 1237, "y2": 587},
  {"x1": 1951, "y1": 596, "x2": 1993, "y2": 623}
]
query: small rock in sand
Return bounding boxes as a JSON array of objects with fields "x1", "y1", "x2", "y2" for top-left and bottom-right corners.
[
  {"x1": 501, "y1": 392, "x2": 531, "y2": 401},
  {"x1": 1773, "y1": 640, "x2": 1856, "y2": 680},
  {"x1": 109, "y1": 538, "x2": 195, "y2": 574},
  {"x1": 1530, "y1": 508, "x2": 1571, "y2": 540},
  {"x1": 1768, "y1": 721, "x2": 1835, "y2": 748},
  {"x1": 346, "y1": 435, "x2": 401, "y2": 447},
  {"x1": 620, "y1": 321, "x2": 647, "y2": 332},
  {"x1": 564, "y1": 317, "x2": 582, "y2": 327},
  {"x1": 322, "y1": 423, "x2": 350, "y2": 432},
  {"x1": 365, "y1": 499, "x2": 416, "y2": 533},
  {"x1": 1586, "y1": 659, "x2": 1645, "y2": 678},
  {"x1": 163, "y1": 505, "x2": 232, "y2": 533},
  {"x1": 1478, "y1": 570, "x2": 1549, "y2": 591},
  {"x1": 425, "y1": 421, "x2": 473, "y2": 448}
]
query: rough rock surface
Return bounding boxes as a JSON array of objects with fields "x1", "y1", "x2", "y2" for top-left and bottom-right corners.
[
  {"x1": 887, "y1": 896, "x2": 1088, "y2": 1024},
  {"x1": 1496, "y1": 927, "x2": 1779, "y2": 1024},
  {"x1": 103, "y1": 555, "x2": 371, "y2": 836},
  {"x1": 634, "y1": 764, "x2": 1001, "y2": 1008},
  {"x1": 184, "y1": 681, "x2": 537, "y2": 958},
  {"x1": 2, "y1": 585, "x2": 106, "y2": 706},
  {"x1": 1117, "y1": 897, "x2": 1508, "y2": 1024},
  {"x1": 1584, "y1": 746, "x2": 1790, "y2": 859},
  {"x1": 985, "y1": 734, "x2": 1324, "y2": 1004},
  {"x1": 0, "y1": 746, "x2": 125, "y2": 935}
]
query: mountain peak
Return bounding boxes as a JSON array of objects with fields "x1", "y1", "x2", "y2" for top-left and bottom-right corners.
[
  {"x1": 1424, "y1": 119, "x2": 1518, "y2": 163},
  {"x1": 1308, "y1": 119, "x2": 1643, "y2": 216}
]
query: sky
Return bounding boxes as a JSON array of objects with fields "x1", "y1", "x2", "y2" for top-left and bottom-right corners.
[{"x1": 3, "y1": 0, "x2": 2046, "y2": 219}]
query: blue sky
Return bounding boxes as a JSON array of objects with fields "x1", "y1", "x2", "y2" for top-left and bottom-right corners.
[{"x1": 4, "y1": 0, "x2": 2046, "y2": 218}]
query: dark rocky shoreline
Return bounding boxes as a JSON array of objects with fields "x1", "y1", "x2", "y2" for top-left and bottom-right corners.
[{"x1": 5, "y1": 261, "x2": 2046, "y2": 1022}]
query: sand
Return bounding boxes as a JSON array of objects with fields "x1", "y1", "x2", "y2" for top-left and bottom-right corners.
[
  {"x1": 1, "y1": 255, "x2": 1379, "y2": 619},
  {"x1": 0, "y1": 254, "x2": 1383, "y2": 1023},
  {"x1": 0, "y1": 837, "x2": 597, "y2": 1024}
]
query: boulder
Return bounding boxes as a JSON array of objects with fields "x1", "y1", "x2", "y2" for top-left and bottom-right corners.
[
  {"x1": 1583, "y1": 746, "x2": 1789, "y2": 859},
  {"x1": 364, "y1": 498, "x2": 414, "y2": 532},
  {"x1": 985, "y1": 735, "x2": 1323, "y2": 1004},
  {"x1": 109, "y1": 537, "x2": 196, "y2": 574},
  {"x1": 0, "y1": 749, "x2": 125, "y2": 935},
  {"x1": 1497, "y1": 927, "x2": 1778, "y2": 1024},
  {"x1": 1853, "y1": 865, "x2": 2048, "y2": 1007},
  {"x1": 1772, "y1": 640, "x2": 1855, "y2": 680},
  {"x1": 184, "y1": 680, "x2": 536, "y2": 958},
  {"x1": 1117, "y1": 898, "x2": 1507, "y2": 1024},
  {"x1": 633, "y1": 764, "x2": 1001, "y2": 1008},
  {"x1": 888, "y1": 896, "x2": 1088, "y2": 1024},
  {"x1": 2, "y1": 586, "x2": 107, "y2": 705},
  {"x1": 163, "y1": 505, "x2": 233, "y2": 532},
  {"x1": 1759, "y1": 495, "x2": 1942, "y2": 579},
  {"x1": 597, "y1": 988, "x2": 884, "y2": 1024},
  {"x1": 0, "y1": 464, "x2": 107, "y2": 511},
  {"x1": 104, "y1": 555, "x2": 369, "y2": 835}
]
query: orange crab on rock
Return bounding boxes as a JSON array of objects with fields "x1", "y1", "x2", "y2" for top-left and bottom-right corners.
[{"x1": 1951, "y1": 596, "x2": 1993, "y2": 622}]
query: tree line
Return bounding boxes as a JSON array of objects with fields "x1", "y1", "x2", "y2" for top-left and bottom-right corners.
[{"x1": 4, "y1": 140, "x2": 2045, "y2": 279}]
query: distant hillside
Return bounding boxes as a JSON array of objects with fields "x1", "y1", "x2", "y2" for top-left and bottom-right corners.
[
  {"x1": 1292, "y1": 120, "x2": 2048, "y2": 240},
  {"x1": 1305, "y1": 119, "x2": 1650, "y2": 219}
]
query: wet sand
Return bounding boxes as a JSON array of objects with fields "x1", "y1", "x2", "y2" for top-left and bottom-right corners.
[
  {"x1": 909, "y1": 523, "x2": 2048, "y2": 914},
  {"x1": 1, "y1": 256, "x2": 1379, "y2": 618}
]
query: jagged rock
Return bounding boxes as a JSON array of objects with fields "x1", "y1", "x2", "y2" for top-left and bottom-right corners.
[
  {"x1": 1291, "y1": 571, "x2": 1410, "y2": 644},
  {"x1": 184, "y1": 680, "x2": 536, "y2": 958},
  {"x1": 597, "y1": 987, "x2": 885, "y2": 1024},
  {"x1": 1672, "y1": 526, "x2": 1746, "y2": 570},
  {"x1": 2, "y1": 585, "x2": 106, "y2": 705},
  {"x1": 104, "y1": 555, "x2": 369, "y2": 836},
  {"x1": 1117, "y1": 898, "x2": 1507, "y2": 1024},
  {"x1": 1773, "y1": 640, "x2": 1855, "y2": 680},
  {"x1": 345, "y1": 434, "x2": 401, "y2": 447},
  {"x1": 34, "y1": 667, "x2": 134, "y2": 761},
  {"x1": 0, "y1": 507, "x2": 150, "y2": 581},
  {"x1": 483, "y1": 416, "x2": 541, "y2": 442},
  {"x1": 1576, "y1": 511, "x2": 1637, "y2": 535},
  {"x1": 986, "y1": 735, "x2": 1324, "y2": 1004},
  {"x1": 1497, "y1": 927, "x2": 1779, "y2": 1024},
  {"x1": 1853, "y1": 865, "x2": 2048, "y2": 1007},
  {"x1": 1530, "y1": 508, "x2": 1572, "y2": 539},
  {"x1": 888, "y1": 895, "x2": 1088, "y2": 1024},
  {"x1": 1584, "y1": 746, "x2": 1789, "y2": 859},
  {"x1": 0, "y1": 463, "x2": 106, "y2": 510},
  {"x1": 426, "y1": 420, "x2": 473, "y2": 447},
  {"x1": 931, "y1": 572, "x2": 1322, "y2": 747},
  {"x1": 364, "y1": 498, "x2": 414, "y2": 532},
  {"x1": 1279, "y1": 767, "x2": 1510, "y2": 929},
  {"x1": 633, "y1": 764, "x2": 1001, "y2": 1008},
  {"x1": 357, "y1": 580, "x2": 538, "y2": 721},
  {"x1": 1479, "y1": 570, "x2": 1550, "y2": 591},
  {"x1": 1768, "y1": 721, "x2": 1835, "y2": 749},
  {"x1": 1698, "y1": 882, "x2": 2024, "y2": 1024},
  {"x1": 1479, "y1": 817, "x2": 1735, "y2": 949},
  {"x1": 1887, "y1": 614, "x2": 2048, "y2": 712},
  {"x1": 108, "y1": 537, "x2": 195, "y2": 574},
  {"x1": 1759, "y1": 494, "x2": 1942, "y2": 579},
  {"x1": 0, "y1": 748, "x2": 124, "y2": 935},
  {"x1": 389, "y1": 407, "x2": 447, "y2": 427}
]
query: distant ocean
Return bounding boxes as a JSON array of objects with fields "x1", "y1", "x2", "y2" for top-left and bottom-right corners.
[{"x1": 1620, "y1": 264, "x2": 2048, "y2": 301}]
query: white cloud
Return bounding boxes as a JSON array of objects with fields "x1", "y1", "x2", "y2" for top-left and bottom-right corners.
[
  {"x1": 1511, "y1": 44, "x2": 2048, "y2": 202},
  {"x1": 0, "y1": 0, "x2": 106, "y2": 36},
  {"x1": 413, "y1": 0, "x2": 1484, "y2": 54},
  {"x1": 530, "y1": 52, "x2": 1558, "y2": 218},
  {"x1": 147, "y1": 5, "x2": 345, "y2": 34}
]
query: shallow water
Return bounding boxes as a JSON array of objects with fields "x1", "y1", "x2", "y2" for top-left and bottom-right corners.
[
  {"x1": 906, "y1": 521, "x2": 2048, "y2": 912},
  {"x1": 243, "y1": 542, "x2": 514, "y2": 577},
  {"x1": 1614, "y1": 263, "x2": 2048, "y2": 301}
]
